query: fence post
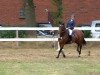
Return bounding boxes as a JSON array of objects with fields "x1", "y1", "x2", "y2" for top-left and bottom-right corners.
[
  {"x1": 52, "y1": 32, "x2": 56, "y2": 49},
  {"x1": 16, "y1": 30, "x2": 19, "y2": 47},
  {"x1": 57, "y1": 34, "x2": 60, "y2": 51}
]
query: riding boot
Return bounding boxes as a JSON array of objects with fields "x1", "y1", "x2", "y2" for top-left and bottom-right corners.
[{"x1": 69, "y1": 35, "x2": 72, "y2": 43}]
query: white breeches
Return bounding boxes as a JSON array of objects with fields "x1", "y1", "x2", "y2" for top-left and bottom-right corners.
[{"x1": 68, "y1": 29, "x2": 73, "y2": 35}]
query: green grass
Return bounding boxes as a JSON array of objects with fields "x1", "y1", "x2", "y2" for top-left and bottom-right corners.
[
  {"x1": 0, "y1": 58, "x2": 100, "y2": 75},
  {"x1": 0, "y1": 48, "x2": 100, "y2": 75}
]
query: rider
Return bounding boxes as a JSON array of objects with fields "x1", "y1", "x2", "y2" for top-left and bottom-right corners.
[{"x1": 66, "y1": 14, "x2": 75, "y2": 41}]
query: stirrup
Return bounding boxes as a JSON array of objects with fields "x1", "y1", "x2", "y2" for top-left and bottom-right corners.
[
  {"x1": 69, "y1": 35, "x2": 72, "y2": 43},
  {"x1": 69, "y1": 35, "x2": 72, "y2": 40}
]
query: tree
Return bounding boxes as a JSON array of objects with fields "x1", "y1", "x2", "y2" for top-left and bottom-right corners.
[
  {"x1": 24, "y1": 0, "x2": 36, "y2": 27},
  {"x1": 51, "y1": 0, "x2": 63, "y2": 26},
  {"x1": 22, "y1": 0, "x2": 37, "y2": 37}
]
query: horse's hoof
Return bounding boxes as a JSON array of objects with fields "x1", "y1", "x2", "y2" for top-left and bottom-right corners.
[
  {"x1": 56, "y1": 56, "x2": 59, "y2": 58},
  {"x1": 78, "y1": 56, "x2": 81, "y2": 57},
  {"x1": 63, "y1": 55, "x2": 66, "y2": 58}
]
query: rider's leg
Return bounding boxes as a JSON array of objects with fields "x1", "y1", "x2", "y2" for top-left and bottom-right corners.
[
  {"x1": 68, "y1": 29, "x2": 73, "y2": 41},
  {"x1": 69, "y1": 29, "x2": 73, "y2": 36}
]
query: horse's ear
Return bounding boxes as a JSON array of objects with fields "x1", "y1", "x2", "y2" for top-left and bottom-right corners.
[
  {"x1": 62, "y1": 23, "x2": 64, "y2": 25},
  {"x1": 59, "y1": 21, "x2": 62, "y2": 25},
  {"x1": 59, "y1": 21, "x2": 64, "y2": 24},
  {"x1": 59, "y1": 22, "x2": 64, "y2": 26}
]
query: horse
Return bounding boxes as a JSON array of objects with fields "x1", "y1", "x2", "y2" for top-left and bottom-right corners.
[{"x1": 56, "y1": 24, "x2": 86, "y2": 58}]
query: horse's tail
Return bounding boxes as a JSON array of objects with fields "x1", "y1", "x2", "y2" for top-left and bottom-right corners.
[{"x1": 83, "y1": 38, "x2": 86, "y2": 45}]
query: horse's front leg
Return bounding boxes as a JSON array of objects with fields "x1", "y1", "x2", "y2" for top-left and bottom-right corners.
[
  {"x1": 56, "y1": 47, "x2": 63, "y2": 58},
  {"x1": 61, "y1": 50, "x2": 66, "y2": 58},
  {"x1": 56, "y1": 38, "x2": 66, "y2": 58},
  {"x1": 56, "y1": 38, "x2": 62, "y2": 51},
  {"x1": 57, "y1": 46, "x2": 66, "y2": 58},
  {"x1": 56, "y1": 42, "x2": 66, "y2": 58}
]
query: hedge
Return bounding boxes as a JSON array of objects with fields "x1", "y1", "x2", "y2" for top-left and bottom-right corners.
[{"x1": 0, "y1": 30, "x2": 26, "y2": 38}]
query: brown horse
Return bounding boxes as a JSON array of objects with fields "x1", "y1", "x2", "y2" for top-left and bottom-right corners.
[{"x1": 56, "y1": 24, "x2": 86, "y2": 58}]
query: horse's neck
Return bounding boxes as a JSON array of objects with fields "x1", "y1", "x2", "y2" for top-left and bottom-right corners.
[
  {"x1": 60, "y1": 29, "x2": 68, "y2": 37},
  {"x1": 65, "y1": 29, "x2": 69, "y2": 36}
]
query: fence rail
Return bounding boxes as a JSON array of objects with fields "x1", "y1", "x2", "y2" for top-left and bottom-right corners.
[
  {"x1": 0, "y1": 38, "x2": 99, "y2": 42},
  {"x1": 0, "y1": 27, "x2": 100, "y2": 42},
  {"x1": 0, "y1": 27, "x2": 100, "y2": 30}
]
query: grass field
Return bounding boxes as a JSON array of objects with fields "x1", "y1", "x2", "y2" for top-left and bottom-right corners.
[{"x1": 0, "y1": 42, "x2": 100, "y2": 75}]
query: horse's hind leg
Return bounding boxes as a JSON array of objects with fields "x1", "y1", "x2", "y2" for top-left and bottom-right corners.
[
  {"x1": 77, "y1": 44, "x2": 82, "y2": 57},
  {"x1": 79, "y1": 45, "x2": 82, "y2": 55},
  {"x1": 77, "y1": 44, "x2": 81, "y2": 57}
]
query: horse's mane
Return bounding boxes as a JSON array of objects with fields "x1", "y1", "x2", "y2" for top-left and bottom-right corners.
[{"x1": 59, "y1": 24, "x2": 69, "y2": 37}]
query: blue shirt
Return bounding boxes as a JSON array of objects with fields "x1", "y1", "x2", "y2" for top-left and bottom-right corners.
[{"x1": 66, "y1": 19, "x2": 75, "y2": 29}]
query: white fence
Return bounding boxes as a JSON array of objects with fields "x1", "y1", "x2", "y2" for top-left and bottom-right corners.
[
  {"x1": 0, "y1": 27, "x2": 100, "y2": 42},
  {"x1": 0, "y1": 27, "x2": 100, "y2": 30}
]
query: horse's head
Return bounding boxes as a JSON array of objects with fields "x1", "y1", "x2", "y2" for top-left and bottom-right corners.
[{"x1": 59, "y1": 23, "x2": 66, "y2": 37}]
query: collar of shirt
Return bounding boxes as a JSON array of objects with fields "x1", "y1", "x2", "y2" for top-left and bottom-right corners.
[{"x1": 70, "y1": 19, "x2": 73, "y2": 21}]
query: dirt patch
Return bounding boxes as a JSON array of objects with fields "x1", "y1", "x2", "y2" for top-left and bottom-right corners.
[
  {"x1": 0, "y1": 41, "x2": 99, "y2": 61},
  {"x1": 0, "y1": 45, "x2": 99, "y2": 62},
  {"x1": 0, "y1": 41, "x2": 56, "y2": 49},
  {"x1": 0, "y1": 41, "x2": 99, "y2": 49}
]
